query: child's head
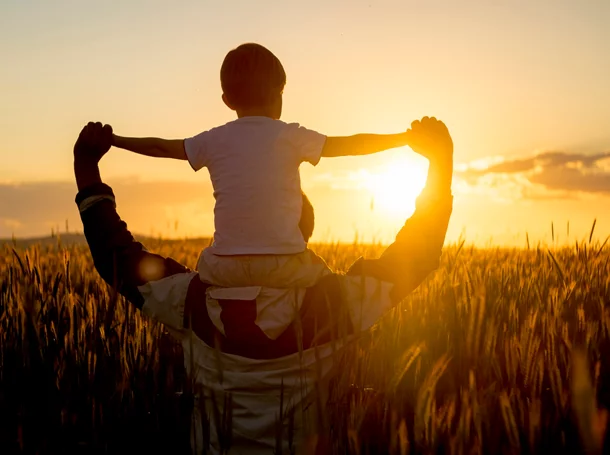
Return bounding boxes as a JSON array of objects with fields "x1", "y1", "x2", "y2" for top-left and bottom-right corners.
[{"x1": 220, "y1": 43, "x2": 286, "y2": 119}]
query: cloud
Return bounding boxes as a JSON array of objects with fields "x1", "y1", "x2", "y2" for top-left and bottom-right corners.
[
  {"x1": 530, "y1": 166, "x2": 610, "y2": 193},
  {"x1": 0, "y1": 179, "x2": 215, "y2": 238},
  {"x1": 456, "y1": 150, "x2": 610, "y2": 198}
]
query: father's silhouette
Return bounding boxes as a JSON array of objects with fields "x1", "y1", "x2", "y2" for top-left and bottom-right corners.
[{"x1": 73, "y1": 117, "x2": 453, "y2": 454}]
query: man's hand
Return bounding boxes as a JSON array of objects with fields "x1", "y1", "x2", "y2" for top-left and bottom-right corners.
[
  {"x1": 405, "y1": 117, "x2": 453, "y2": 163},
  {"x1": 73, "y1": 122, "x2": 113, "y2": 191},
  {"x1": 406, "y1": 117, "x2": 453, "y2": 195},
  {"x1": 73, "y1": 122, "x2": 113, "y2": 165}
]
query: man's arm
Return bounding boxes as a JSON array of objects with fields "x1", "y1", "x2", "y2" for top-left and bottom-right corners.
[
  {"x1": 74, "y1": 123, "x2": 191, "y2": 310},
  {"x1": 371, "y1": 156, "x2": 452, "y2": 300},
  {"x1": 321, "y1": 133, "x2": 410, "y2": 158},
  {"x1": 346, "y1": 117, "x2": 454, "y2": 303},
  {"x1": 112, "y1": 135, "x2": 187, "y2": 160}
]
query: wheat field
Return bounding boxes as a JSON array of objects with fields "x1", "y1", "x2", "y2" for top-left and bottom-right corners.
[{"x1": 1, "y1": 234, "x2": 609, "y2": 454}]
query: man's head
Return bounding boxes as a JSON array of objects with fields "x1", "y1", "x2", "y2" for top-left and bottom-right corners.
[
  {"x1": 220, "y1": 43, "x2": 286, "y2": 119},
  {"x1": 299, "y1": 192, "x2": 314, "y2": 243}
]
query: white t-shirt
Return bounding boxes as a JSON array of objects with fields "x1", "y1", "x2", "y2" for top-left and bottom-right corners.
[{"x1": 184, "y1": 116, "x2": 327, "y2": 255}]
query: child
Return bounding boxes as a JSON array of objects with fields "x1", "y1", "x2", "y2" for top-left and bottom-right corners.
[{"x1": 111, "y1": 43, "x2": 415, "y2": 288}]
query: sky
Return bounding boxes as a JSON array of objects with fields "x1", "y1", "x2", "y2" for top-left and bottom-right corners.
[{"x1": 1, "y1": 0, "x2": 610, "y2": 245}]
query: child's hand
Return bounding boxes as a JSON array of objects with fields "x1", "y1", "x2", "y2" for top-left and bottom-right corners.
[{"x1": 405, "y1": 117, "x2": 453, "y2": 163}]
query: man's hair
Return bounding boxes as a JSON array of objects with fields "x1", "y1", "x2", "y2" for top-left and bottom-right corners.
[
  {"x1": 220, "y1": 43, "x2": 286, "y2": 109},
  {"x1": 299, "y1": 192, "x2": 314, "y2": 243}
]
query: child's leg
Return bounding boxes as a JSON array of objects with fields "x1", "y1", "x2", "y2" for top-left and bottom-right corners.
[{"x1": 196, "y1": 249, "x2": 331, "y2": 288}]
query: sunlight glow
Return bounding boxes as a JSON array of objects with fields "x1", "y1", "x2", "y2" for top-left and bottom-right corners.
[{"x1": 365, "y1": 159, "x2": 428, "y2": 215}]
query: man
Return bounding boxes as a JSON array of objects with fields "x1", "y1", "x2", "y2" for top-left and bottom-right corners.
[{"x1": 73, "y1": 117, "x2": 453, "y2": 454}]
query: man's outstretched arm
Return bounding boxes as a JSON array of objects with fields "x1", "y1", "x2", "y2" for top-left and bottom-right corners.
[
  {"x1": 346, "y1": 117, "x2": 454, "y2": 303},
  {"x1": 74, "y1": 122, "x2": 191, "y2": 309}
]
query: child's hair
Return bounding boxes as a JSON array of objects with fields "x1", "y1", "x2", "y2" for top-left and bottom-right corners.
[{"x1": 220, "y1": 43, "x2": 286, "y2": 110}]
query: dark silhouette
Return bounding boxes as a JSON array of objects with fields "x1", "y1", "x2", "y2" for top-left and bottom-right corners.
[{"x1": 72, "y1": 117, "x2": 453, "y2": 453}]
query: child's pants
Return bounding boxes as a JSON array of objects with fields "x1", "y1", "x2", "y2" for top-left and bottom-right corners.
[{"x1": 196, "y1": 247, "x2": 331, "y2": 288}]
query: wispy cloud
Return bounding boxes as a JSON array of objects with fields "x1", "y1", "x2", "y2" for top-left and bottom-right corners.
[
  {"x1": 0, "y1": 179, "x2": 214, "y2": 238},
  {"x1": 456, "y1": 150, "x2": 610, "y2": 198}
]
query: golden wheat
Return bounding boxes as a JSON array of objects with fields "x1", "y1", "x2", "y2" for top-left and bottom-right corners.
[{"x1": 1, "y1": 237, "x2": 609, "y2": 454}]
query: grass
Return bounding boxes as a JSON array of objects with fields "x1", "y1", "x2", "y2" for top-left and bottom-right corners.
[{"x1": 1, "y1": 235, "x2": 610, "y2": 454}]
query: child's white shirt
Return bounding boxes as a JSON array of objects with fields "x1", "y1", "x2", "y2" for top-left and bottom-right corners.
[{"x1": 184, "y1": 116, "x2": 326, "y2": 255}]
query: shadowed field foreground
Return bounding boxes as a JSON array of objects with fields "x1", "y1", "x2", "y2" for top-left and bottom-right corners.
[{"x1": 1, "y1": 237, "x2": 610, "y2": 454}]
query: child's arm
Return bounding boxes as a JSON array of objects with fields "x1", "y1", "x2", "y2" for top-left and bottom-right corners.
[
  {"x1": 321, "y1": 133, "x2": 410, "y2": 158},
  {"x1": 112, "y1": 135, "x2": 187, "y2": 160}
]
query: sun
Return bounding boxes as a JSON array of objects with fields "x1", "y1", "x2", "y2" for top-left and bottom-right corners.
[{"x1": 365, "y1": 158, "x2": 428, "y2": 215}]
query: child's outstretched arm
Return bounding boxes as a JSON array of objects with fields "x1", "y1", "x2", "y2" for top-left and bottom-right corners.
[
  {"x1": 112, "y1": 135, "x2": 187, "y2": 160},
  {"x1": 321, "y1": 132, "x2": 410, "y2": 158}
]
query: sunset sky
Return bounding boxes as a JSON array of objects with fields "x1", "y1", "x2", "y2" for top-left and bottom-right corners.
[{"x1": 1, "y1": 0, "x2": 610, "y2": 245}]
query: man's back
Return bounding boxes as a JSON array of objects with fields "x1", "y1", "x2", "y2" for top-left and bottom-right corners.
[{"x1": 79, "y1": 181, "x2": 451, "y2": 453}]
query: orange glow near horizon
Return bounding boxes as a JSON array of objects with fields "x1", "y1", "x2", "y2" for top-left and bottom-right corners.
[{"x1": 1, "y1": 1, "x2": 609, "y2": 243}]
